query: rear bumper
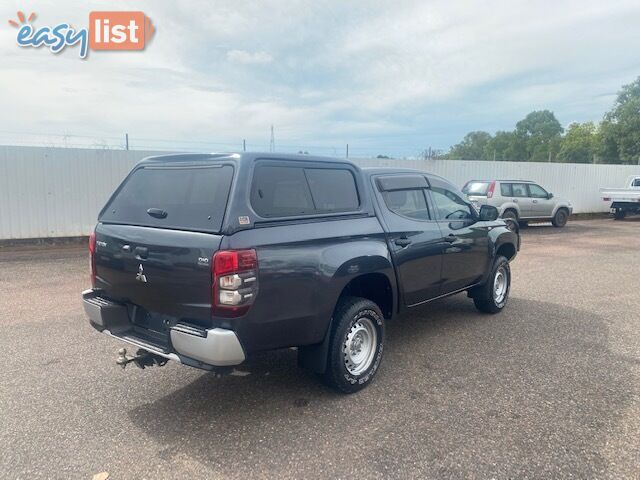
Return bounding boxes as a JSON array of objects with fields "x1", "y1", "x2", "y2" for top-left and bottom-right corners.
[{"x1": 82, "y1": 289, "x2": 245, "y2": 368}]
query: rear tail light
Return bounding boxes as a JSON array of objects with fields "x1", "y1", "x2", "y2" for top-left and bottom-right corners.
[
  {"x1": 212, "y1": 249, "x2": 258, "y2": 317},
  {"x1": 89, "y1": 230, "x2": 96, "y2": 287},
  {"x1": 486, "y1": 181, "x2": 496, "y2": 198},
  {"x1": 603, "y1": 197, "x2": 611, "y2": 202}
]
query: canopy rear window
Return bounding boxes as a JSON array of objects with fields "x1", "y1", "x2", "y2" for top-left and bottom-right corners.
[{"x1": 100, "y1": 164, "x2": 233, "y2": 232}]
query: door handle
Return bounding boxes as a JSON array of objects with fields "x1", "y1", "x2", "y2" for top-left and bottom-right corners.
[
  {"x1": 394, "y1": 237, "x2": 412, "y2": 247},
  {"x1": 532, "y1": 199, "x2": 538, "y2": 203},
  {"x1": 513, "y1": 199, "x2": 518, "y2": 203}
]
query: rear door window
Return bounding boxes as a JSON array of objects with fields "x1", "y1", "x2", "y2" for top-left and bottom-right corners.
[
  {"x1": 251, "y1": 165, "x2": 360, "y2": 217},
  {"x1": 510, "y1": 183, "x2": 528, "y2": 197},
  {"x1": 100, "y1": 164, "x2": 233, "y2": 232},
  {"x1": 381, "y1": 189, "x2": 431, "y2": 220},
  {"x1": 500, "y1": 183, "x2": 512, "y2": 196}
]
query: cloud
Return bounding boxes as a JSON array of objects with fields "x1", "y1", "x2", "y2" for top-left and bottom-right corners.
[
  {"x1": 226, "y1": 50, "x2": 273, "y2": 65},
  {"x1": 1, "y1": 0, "x2": 640, "y2": 156}
]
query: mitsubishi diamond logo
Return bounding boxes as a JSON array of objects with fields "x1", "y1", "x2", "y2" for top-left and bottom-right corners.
[{"x1": 136, "y1": 263, "x2": 147, "y2": 283}]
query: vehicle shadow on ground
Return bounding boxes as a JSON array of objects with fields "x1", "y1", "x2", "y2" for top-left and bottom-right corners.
[
  {"x1": 519, "y1": 221, "x2": 586, "y2": 233},
  {"x1": 611, "y1": 216, "x2": 640, "y2": 223},
  {"x1": 128, "y1": 296, "x2": 636, "y2": 478}
]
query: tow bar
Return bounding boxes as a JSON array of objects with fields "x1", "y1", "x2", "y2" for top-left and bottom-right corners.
[{"x1": 116, "y1": 348, "x2": 169, "y2": 369}]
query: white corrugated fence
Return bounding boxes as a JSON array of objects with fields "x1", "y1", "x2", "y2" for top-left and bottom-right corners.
[
  {"x1": 1, "y1": 145, "x2": 638, "y2": 240},
  {"x1": 356, "y1": 157, "x2": 640, "y2": 214}
]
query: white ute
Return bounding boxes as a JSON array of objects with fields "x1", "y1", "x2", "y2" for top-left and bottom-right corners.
[{"x1": 601, "y1": 175, "x2": 640, "y2": 219}]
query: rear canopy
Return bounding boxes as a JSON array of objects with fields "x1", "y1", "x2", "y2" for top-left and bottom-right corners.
[{"x1": 100, "y1": 164, "x2": 233, "y2": 233}]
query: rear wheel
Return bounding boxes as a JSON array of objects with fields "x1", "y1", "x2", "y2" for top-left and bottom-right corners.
[
  {"x1": 323, "y1": 297, "x2": 385, "y2": 393},
  {"x1": 472, "y1": 256, "x2": 511, "y2": 314},
  {"x1": 552, "y1": 208, "x2": 569, "y2": 227},
  {"x1": 613, "y1": 208, "x2": 626, "y2": 220}
]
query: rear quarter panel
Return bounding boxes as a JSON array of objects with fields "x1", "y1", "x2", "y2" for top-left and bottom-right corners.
[{"x1": 220, "y1": 217, "x2": 396, "y2": 354}]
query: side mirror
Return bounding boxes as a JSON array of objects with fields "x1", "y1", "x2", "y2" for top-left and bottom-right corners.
[
  {"x1": 547, "y1": 193, "x2": 554, "y2": 199},
  {"x1": 479, "y1": 205, "x2": 499, "y2": 221}
]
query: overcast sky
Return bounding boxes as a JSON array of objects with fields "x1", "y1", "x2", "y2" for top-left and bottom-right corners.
[{"x1": 2, "y1": 0, "x2": 640, "y2": 157}]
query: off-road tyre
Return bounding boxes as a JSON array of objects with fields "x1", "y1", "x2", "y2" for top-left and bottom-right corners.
[
  {"x1": 323, "y1": 297, "x2": 385, "y2": 394},
  {"x1": 473, "y1": 256, "x2": 511, "y2": 314}
]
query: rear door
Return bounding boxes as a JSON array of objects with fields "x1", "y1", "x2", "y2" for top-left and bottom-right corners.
[
  {"x1": 95, "y1": 163, "x2": 234, "y2": 321},
  {"x1": 373, "y1": 174, "x2": 444, "y2": 305},
  {"x1": 428, "y1": 179, "x2": 490, "y2": 293},
  {"x1": 509, "y1": 182, "x2": 534, "y2": 217}
]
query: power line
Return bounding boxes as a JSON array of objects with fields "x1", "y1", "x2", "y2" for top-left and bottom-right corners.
[
  {"x1": 0, "y1": 128, "x2": 449, "y2": 158},
  {"x1": 0, "y1": 128, "x2": 447, "y2": 151}
]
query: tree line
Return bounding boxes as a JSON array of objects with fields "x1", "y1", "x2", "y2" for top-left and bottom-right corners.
[{"x1": 438, "y1": 77, "x2": 640, "y2": 164}]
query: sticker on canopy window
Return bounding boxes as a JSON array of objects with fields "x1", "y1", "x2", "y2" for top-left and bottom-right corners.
[{"x1": 238, "y1": 216, "x2": 250, "y2": 225}]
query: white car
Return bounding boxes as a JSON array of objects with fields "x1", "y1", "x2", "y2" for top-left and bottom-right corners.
[
  {"x1": 462, "y1": 179, "x2": 573, "y2": 227},
  {"x1": 600, "y1": 175, "x2": 640, "y2": 219}
]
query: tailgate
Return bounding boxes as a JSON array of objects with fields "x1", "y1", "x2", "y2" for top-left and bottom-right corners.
[
  {"x1": 601, "y1": 189, "x2": 640, "y2": 202},
  {"x1": 94, "y1": 223, "x2": 221, "y2": 321},
  {"x1": 93, "y1": 161, "x2": 234, "y2": 322}
]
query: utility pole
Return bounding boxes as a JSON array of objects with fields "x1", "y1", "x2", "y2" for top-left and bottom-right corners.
[
  {"x1": 269, "y1": 125, "x2": 275, "y2": 152},
  {"x1": 346, "y1": 144, "x2": 349, "y2": 158},
  {"x1": 125, "y1": 133, "x2": 129, "y2": 150},
  {"x1": 243, "y1": 139, "x2": 246, "y2": 152}
]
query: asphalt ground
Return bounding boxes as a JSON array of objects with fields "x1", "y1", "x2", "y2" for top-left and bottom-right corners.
[{"x1": 1, "y1": 219, "x2": 639, "y2": 479}]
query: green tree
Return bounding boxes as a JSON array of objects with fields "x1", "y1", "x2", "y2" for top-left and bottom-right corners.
[
  {"x1": 557, "y1": 122, "x2": 597, "y2": 163},
  {"x1": 448, "y1": 131, "x2": 492, "y2": 159},
  {"x1": 515, "y1": 110, "x2": 563, "y2": 161},
  {"x1": 441, "y1": 78, "x2": 640, "y2": 164},
  {"x1": 597, "y1": 120, "x2": 621, "y2": 163},
  {"x1": 484, "y1": 131, "x2": 525, "y2": 161},
  {"x1": 600, "y1": 77, "x2": 640, "y2": 164}
]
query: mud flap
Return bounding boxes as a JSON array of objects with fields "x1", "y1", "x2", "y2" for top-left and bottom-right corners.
[{"x1": 297, "y1": 318, "x2": 334, "y2": 374}]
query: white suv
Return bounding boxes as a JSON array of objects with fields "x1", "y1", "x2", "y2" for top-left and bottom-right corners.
[{"x1": 462, "y1": 180, "x2": 573, "y2": 227}]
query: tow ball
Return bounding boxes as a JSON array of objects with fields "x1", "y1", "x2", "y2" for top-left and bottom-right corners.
[{"x1": 116, "y1": 348, "x2": 168, "y2": 369}]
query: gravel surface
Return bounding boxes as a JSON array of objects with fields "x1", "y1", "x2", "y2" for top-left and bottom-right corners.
[{"x1": 1, "y1": 219, "x2": 639, "y2": 479}]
